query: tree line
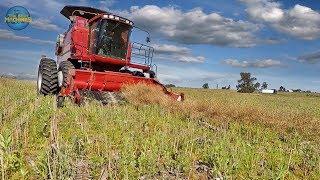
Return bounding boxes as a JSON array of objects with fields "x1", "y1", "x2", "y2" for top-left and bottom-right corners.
[
  {"x1": 165, "y1": 72, "x2": 314, "y2": 93},
  {"x1": 198, "y1": 72, "x2": 313, "y2": 93}
]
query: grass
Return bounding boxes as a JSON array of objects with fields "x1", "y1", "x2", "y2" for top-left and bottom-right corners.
[{"x1": 0, "y1": 77, "x2": 319, "y2": 179}]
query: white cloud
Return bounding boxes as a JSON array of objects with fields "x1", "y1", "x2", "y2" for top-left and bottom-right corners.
[
  {"x1": 275, "y1": 5, "x2": 320, "y2": 40},
  {"x1": 100, "y1": 0, "x2": 117, "y2": 10},
  {"x1": 157, "y1": 64, "x2": 237, "y2": 86},
  {"x1": 1, "y1": 0, "x2": 114, "y2": 32},
  {"x1": 153, "y1": 44, "x2": 205, "y2": 63},
  {"x1": 30, "y1": 18, "x2": 62, "y2": 32},
  {"x1": 153, "y1": 44, "x2": 190, "y2": 55},
  {"x1": 0, "y1": 29, "x2": 55, "y2": 44},
  {"x1": 299, "y1": 51, "x2": 320, "y2": 64},
  {"x1": 240, "y1": 0, "x2": 284, "y2": 22},
  {"x1": 223, "y1": 58, "x2": 282, "y2": 68},
  {"x1": 1, "y1": 0, "x2": 64, "y2": 16},
  {"x1": 0, "y1": 49, "x2": 49, "y2": 76},
  {"x1": 118, "y1": 5, "x2": 260, "y2": 47},
  {"x1": 241, "y1": 0, "x2": 320, "y2": 40}
]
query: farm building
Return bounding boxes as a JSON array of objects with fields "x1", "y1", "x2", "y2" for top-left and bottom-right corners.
[{"x1": 261, "y1": 89, "x2": 277, "y2": 94}]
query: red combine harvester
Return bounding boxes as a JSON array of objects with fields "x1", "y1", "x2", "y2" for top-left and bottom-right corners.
[{"x1": 37, "y1": 6, "x2": 184, "y2": 107}]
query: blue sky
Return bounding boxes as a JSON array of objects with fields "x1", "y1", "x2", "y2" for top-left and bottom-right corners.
[{"x1": 0, "y1": 0, "x2": 319, "y2": 91}]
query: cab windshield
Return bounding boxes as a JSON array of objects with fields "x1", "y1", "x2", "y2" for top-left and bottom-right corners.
[{"x1": 89, "y1": 19, "x2": 131, "y2": 59}]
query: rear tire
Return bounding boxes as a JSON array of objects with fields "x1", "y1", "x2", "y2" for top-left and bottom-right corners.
[{"x1": 37, "y1": 58, "x2": 58, "y2": 95}]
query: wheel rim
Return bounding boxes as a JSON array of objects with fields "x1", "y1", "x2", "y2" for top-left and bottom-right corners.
[
  {"x1": 37, "y1": 71, "x2": 42, "y2": 92},
  {"x1": 58, "y1": 71, "x2": 63, "y2": 87}
]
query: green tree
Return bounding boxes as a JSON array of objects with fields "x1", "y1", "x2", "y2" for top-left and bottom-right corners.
[
  {"x1": 293, "y1": 89, "x2": 301, "y2": 92},
  {"x1": 279, "y1": 86, "x2": 286, "y2": 92},
  {"x1": 202, "y1": 83, "x2": 209, "y2": 89},
  {"x1": 165, "y1": 84, "x2": 176, "y2": 88},
  {"x1": 254, "y1": 82, "x2": 261, "y2": 89},
  {"x1": 261, "y1": 82, "x2": 268, "y2": 89},
  {"x1": 236, "y1": 72, "x2": 259, "y2": 93}
]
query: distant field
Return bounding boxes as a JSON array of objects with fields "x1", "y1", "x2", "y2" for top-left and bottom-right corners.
[{"x1": 0, "y1": 77, "x2": 319, "y2": 179}]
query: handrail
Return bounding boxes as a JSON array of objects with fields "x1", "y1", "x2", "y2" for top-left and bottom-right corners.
[{"x1": 131, "y1": 42, "x2": 154, "y2": 66}]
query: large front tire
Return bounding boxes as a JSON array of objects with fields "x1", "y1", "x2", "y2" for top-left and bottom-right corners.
[
  {"x1": 58, "y1": 61, "x2": 75, "y2": 88},
  {"x1": 56, "y1": 61, "x2": 75, "y2": 108},
  {"x1": 37, "y1": 58, "x2": 58, "y2": 95}
]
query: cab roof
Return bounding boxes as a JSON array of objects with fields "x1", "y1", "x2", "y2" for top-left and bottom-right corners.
[
  {"x1": 60, "y1": 5, "x2": 133, "y2": 25},
  {"x1": 61, "y1": 5, "x2": 109, "y2": 20}
]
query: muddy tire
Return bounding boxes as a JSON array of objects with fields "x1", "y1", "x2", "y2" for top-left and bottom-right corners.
[
  {"x1": 58, "y1": 61, "x2": 75, "y2": 88},
  {"x1": 37, "y1": 58, "x2": 58, "y2": 95}
]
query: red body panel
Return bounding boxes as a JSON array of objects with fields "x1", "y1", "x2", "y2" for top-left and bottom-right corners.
[
  {"x1": 61, "y1": 69, "x2": 182, "y2": 101},
  {"x1": 74, "y1": 69, "x2": 156, "y2": 91}
]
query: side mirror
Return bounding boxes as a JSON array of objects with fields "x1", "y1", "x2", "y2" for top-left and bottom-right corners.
[{"x1": 55, "y1": 34, "x2": 64, "y2": 55}]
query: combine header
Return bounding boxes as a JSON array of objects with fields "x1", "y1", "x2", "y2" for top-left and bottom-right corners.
[{"x1": 37, "y1": 6, "x2": 184, "y2": 106}]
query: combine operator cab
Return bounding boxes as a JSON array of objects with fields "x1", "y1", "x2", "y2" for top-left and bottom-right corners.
[
  {"x1": 90, "y1": 17, "x2": 131, "y2": 61},
  {"x1": 36, "y1": 6, "x2": 184, "y2": 107}
]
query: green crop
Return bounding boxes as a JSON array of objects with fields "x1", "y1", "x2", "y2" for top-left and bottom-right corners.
[{"x1": 0, "y1": 78, "x2": 319, "y2": 179}]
